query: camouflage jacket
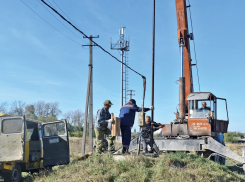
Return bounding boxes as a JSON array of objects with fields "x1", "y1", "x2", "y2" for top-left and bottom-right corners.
[{"x1": 95, "y1": 107, "x2": 111, "y2": 130}]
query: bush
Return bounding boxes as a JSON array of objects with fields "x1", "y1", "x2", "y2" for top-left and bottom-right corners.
[
  {"x1": 69, "y1": 131, "x2": 95, "y2": 137},
  {"x1": 69, "y1": 131, "x2": 83, "y2": 137},
  {"x1": 224, "y1": 132, "x2": 244, "y2": 143}
]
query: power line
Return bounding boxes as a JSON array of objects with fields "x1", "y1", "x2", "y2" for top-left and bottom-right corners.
[
  {"x1": 50, "y1": 0, "x2": 79, "y2": 28},
  {"x1": 40, "y1": 0, "x2": 145, "y2": 79},
  {"x1": 20, "y1": 0, "x2": 81, "y2": 46},
  {"x1": 36, "y1": 0, "x2": 87, "y2": 44},
  {"x1": 187, "y1": 0, "x2": 201, "y2": 92}
]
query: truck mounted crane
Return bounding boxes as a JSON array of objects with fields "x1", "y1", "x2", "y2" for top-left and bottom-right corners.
[
  {"x1": 114, "y1": 0, "x2": 245, "y2": 174},
  {"x1": 161, "y1": 0, "x2": 230, "y2": 138}
]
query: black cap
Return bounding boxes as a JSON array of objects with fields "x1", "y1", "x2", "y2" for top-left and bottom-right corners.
[{"x1": 129, "y1": 99, "x2": 136, "y2": 104}]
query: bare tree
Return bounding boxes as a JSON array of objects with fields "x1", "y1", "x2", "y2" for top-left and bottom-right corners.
[
  {"x1": 34, "y1": 101, "x2": 46, "y2": 117},
  {"x1": 10, "y1": 100, "x2": 26, "y2": 115},
  {"x1": 0, "y1": 102, "x2": 8, "y2": 113},
  {"x1": 49, "y1": 102, "x2": 62, "y2": 117},
  {"x1": 34, "y1": 101, "x2": 61, "y2": 118},
  {"x1": 63, "y1": 109, "x2": 84, "y2": 126},
  {"x1": 63, "y1": 111, "x2": 72, "y2": 124},
  {"x1": 25, "y1": 105, "x2": 35, "y2": 115}
]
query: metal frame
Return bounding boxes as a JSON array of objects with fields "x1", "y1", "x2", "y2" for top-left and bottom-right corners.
[{"x1": 114, "y1": 135, "x2": 245, "y2": 171}]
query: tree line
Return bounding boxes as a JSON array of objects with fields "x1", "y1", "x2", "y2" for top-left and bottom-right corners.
[{"x1": 0, "y1": 100, "x2": 92, "y2": 127}]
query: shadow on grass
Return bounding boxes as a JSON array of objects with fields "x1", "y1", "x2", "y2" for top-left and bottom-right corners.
[
  {"x1": 21, "y1": 164, "x2": 70, "y2": 182},
  {"x1": 227, "y1": 165, "x2": 244, "y2": 175}
]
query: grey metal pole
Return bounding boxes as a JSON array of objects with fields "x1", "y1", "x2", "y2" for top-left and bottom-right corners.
[
  {"x1": 151, "y1": 0, "x2": 155, "y2": 123},
  {"x1": 89, "y1": 36, "x2": 93, "y2": 153},
  {"x1": 181, "y1": 46, "x2": 184, "y2": 77},
  {"x1": 121, "y1": 50, "x2": 124, "y2": 107}
]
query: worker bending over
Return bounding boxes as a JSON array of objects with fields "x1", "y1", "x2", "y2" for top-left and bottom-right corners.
[
  {"x1": 95, "y1": 100, "x2": 115, "y2": 154},
  {"x1": 119, "y1": 99, "x2": 153, "y2": 154},
  {"x1": 141, "y1": 116, "x2": 164, "y2": 154}
]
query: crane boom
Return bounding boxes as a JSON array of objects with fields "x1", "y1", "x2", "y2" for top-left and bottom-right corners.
[{"x1": 175, "y1": 0, "x2": 194, "y2": 104}]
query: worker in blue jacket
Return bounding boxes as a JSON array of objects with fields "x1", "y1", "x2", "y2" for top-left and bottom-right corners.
[{"x1": 119, "y1": 99, "x2": 154, "y2": 154}]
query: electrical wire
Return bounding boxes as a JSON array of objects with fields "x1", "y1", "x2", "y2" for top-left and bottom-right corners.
[
  {"x1": 187, "y1": 0, "x2": 201, "y2": 92},
  {"x1": 50, "y1": 0, "x2": 79, "y2": 28},
  {"x1": 20, "y1": 0, "x2": 81, "y2": 46},
  {"x1": 36, "y1": 0, "x2": 87, "y2": 44},
  {"x1": 40, "y1": 0, "x2": 145, "y2": 79}
]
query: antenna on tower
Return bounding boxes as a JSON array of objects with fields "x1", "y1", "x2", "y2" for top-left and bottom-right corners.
[{"x1": 111, "y1": 27, "x2": 130, "y2": 107}]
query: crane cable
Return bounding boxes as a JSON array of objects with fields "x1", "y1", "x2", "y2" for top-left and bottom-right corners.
[
  {"x1": 187, "y1": 0, "x2": 201, "y2": 92},
  {"x1": 40, "y1": 0, "x2": 146, "y2": 81}
]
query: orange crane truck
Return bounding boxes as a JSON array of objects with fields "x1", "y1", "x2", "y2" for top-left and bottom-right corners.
[{"x1": 114, "y1": 0, "x2": 245, "y2": 173}]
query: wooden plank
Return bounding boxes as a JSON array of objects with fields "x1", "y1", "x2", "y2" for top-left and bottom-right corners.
[{"x1": 111, "y1": 117, "x2": 120, "y2": 136}]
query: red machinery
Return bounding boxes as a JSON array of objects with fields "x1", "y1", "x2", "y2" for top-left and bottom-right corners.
[
  {"x1": 162, "y1": 0, "x2": 229, "y2": 138},
  {"x1": 115, "y1": 1, "x2": 244, "y2": 170}
]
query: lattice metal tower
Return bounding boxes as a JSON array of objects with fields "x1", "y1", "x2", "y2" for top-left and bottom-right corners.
[
  {"x1": 124, "y1": 51, "x2": 129, "y2": 104},
  {"x1": 111, "y1": 27, "x2": 130, "y2": 107},
  {"x1": 127, "y1": 90, "x2": 135, "y2": 100}
]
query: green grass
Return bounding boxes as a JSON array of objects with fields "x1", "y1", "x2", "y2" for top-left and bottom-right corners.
[{"x1": 21, "y1": 152, "x2": 245, "y2": 182}]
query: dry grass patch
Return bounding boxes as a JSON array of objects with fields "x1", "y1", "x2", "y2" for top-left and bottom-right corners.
[
  {"x1": 19, "y1": 139, "x2": 245, "y2": 182},
  {"x1": 30, "y1": 152, "x2": 245, "y2": 182},
  {"x1": 226, "y1": 142, "x2": 245, "y2": 156}
]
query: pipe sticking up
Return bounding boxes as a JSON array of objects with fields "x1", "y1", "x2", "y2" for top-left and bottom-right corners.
[{"x1": 179, "y1": 46, "x2": 185, "y2": 123}]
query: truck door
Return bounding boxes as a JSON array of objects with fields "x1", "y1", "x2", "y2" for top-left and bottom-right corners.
[
  {"x1": 0, "y1": 116, "x2": 25, "y2": 162},
  {"x1": 42, "y1": 120, "x2": 69, "y2": 167}
]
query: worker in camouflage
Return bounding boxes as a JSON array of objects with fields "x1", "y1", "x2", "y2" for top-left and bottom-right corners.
[
  {"x1": 95, "y1": 100, "x2": 115, "y2": 154},
  {"x1": 141, "y1": 116, "x2": 164, "y2": 154}
]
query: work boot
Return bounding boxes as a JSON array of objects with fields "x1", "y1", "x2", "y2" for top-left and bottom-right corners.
[
  {"x1": 108, "y1": 150, "x2": 116, "y2": 154},
  {"x1": 122, "y1": 149, "x2": 130, "y2": 155}
]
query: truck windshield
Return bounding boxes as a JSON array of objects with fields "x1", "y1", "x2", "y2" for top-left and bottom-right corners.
[
  {"x1": 189, "y1": 109, "x2": 210, "y2": 119},
  {"x1": 2, "y1": 118, "x2": 23, "y2": 133}
]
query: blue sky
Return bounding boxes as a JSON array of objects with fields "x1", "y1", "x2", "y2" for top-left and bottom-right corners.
[{"x1": 0, "y1": 0, "x2": 244, "y2": 132}]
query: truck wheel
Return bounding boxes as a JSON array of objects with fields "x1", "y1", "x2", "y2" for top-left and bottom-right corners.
[{"x1": 3, "y1": 164, "x2": 21, "y2": 182}]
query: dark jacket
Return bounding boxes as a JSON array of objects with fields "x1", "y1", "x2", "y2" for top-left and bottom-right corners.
[
  {"x1": 141, "y1": 123, "x2": 160, "y2": 142},
  {"x1": 119, "y1": 102, "x2": 150, "y2": 127}
]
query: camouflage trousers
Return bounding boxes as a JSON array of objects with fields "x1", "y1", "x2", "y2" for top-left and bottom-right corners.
[{"x1": 95, "y1": 128, "x2": 115, "y2": 153}]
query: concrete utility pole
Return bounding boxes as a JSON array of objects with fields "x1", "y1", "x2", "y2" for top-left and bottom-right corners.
[
  {"x1": 81, "y1": 35, "x2": 99, "y2": 156},
  {"x1": 127, "y1": 90, "x2": 135, "y2": 100},
  {"x1": 111, "y1": 27, "x2": 130, "y2": 107}
]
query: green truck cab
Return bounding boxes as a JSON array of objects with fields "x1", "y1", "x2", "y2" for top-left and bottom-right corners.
[{"x1": 0, "y1": 114, "x2": 69, "y2": 182}]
